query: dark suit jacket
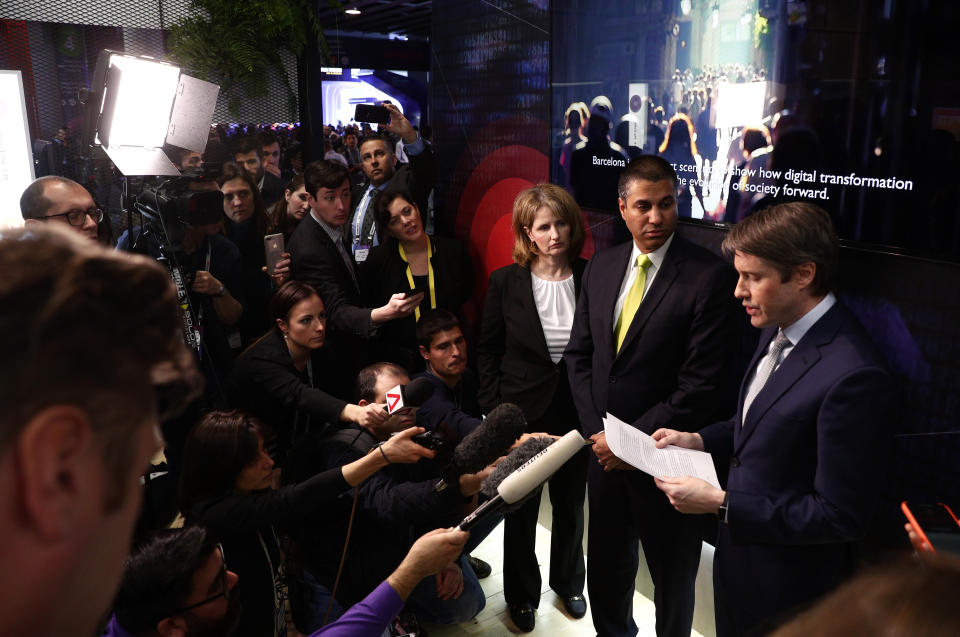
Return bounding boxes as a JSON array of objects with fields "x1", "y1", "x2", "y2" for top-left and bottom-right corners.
[
  {"x1": 261, "y1": 171, "x2": 285, "y2": 206},
  {"x1": 348, "y1": 145, "x2": 437, "y2": 246},
  {"x1": 565, "y1": 236, "x2": 741, "y2": 438},
  {"x1": 288, "y1": 214, "x2": 372, "y2": 340},
  {"x1": 699, "y1": 302, "x2": 894, "y2": 630},
  {"x1": 360, "y1": 235, "x2": 473, "y2": 370},
  {"x1": 477, "y1": 259, "x2": 586, "y2": 424},
  {"x1": 226, "y1": 328, "x2": 347, "y2": 460}
]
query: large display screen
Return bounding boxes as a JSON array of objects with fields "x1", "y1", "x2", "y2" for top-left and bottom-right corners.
[
  {"x1": 320, "y1": 67, "x2": 426, "y2": 129},
  {"x1": 0, "y1": 70, "x2": 35, "y2": 228},
  {"x1": 551, "y1": 0, "x2": 960, "y2": 261}
]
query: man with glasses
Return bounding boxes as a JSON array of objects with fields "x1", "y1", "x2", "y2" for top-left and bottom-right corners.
[
  {"x1": 106, "y1": 525, "x2": 469, "y2": 637},
  {"x1": 106, "y1": 527, "x2": 240, "y2": 637},
  {"x1": 19, "y1": 175, "x2": 103, "y2": 241}
]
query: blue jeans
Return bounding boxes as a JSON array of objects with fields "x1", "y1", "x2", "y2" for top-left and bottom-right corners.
[
  {"x1": 293, "y1": 567, "x2": 345, "y2": 632},
  {"x1": 406, "y1": 511, "x2": 502, "y2": 624}
]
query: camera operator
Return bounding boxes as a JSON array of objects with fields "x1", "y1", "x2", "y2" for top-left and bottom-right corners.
[{"x1": 119, "y1": 179, "x2": 244, "y2": 390}]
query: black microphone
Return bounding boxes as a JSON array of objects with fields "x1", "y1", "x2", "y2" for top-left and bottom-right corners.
[
  {"x1": 434, "y1": 402, "x2": 527, "y2": 492},
  {"x1": 458, "y1": 430, "x2": 586, "y2": 531}
]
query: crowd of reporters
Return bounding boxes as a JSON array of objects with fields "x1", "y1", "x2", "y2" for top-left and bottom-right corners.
[{"x1": 8, "y1": 102, "x2": 954, "y2": 637}]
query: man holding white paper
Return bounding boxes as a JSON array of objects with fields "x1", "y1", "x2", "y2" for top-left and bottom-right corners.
[
  {"x1": 653, "y1": 202, "x2": 894, "y2": 637},
  {"x1": 565, "y1": 156, "x2": 740, "y2": 637}
]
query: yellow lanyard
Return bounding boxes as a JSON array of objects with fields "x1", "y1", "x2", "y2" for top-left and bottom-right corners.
[{"x1": 398, "y1": 240, "x2": 437, "y2": 321}]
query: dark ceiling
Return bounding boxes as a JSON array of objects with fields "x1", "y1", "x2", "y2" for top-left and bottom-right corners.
[{"x1": 317, "y1": 1, "x2": 433, "y2": 40}]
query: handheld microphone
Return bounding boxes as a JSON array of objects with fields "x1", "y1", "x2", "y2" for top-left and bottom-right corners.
[
  {"x1": 434, "y1": 402, "x2": 527, "y2": 492},
  {"x1": 458, "y1": 429, "x2": 586, "y2": 531},
  {"x1": 384, "y1": 377, "x2": 435, "y2": 416}
]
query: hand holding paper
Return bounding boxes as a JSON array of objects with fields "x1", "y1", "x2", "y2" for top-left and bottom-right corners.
[{"x1": 602, "y1": 413, "x2": 720, "y2": 488}]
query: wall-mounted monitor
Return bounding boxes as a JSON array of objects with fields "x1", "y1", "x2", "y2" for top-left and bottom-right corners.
[
  {"x1": 551, "y1": 0, "x2": 960, "y2": 262},
  {"x1": 0, "y1": 70, "x2": 36, "y2": 228}
]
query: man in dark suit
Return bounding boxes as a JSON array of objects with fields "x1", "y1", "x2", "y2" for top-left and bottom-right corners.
[
  {"x1": 233, "y1": 135, "x2": 285, "y2": 206},
  {"x1": 347, "y1": 103, "x2": 436, "y2": 263},
  {"x1": 565, "y1": 155, "x2": 741, "y2": 637},
  {"x1": 653, "y1": 202, "x2": 894, "y2": 636},
  {"x1": 287, "y1": 160, "x2": 422, "y2": 398}
]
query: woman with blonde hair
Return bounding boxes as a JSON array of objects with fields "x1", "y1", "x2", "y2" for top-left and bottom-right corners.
[{"x1": 477, "y1": 183, "x2": 589, "y2": 632}]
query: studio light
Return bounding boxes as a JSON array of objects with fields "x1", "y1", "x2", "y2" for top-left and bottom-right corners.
[
  {"x1": 82, "y1": 50, "x2": 219, "y2": 176},
  {"x1": 98, "y1": 56, "x2": 180, "y2": 150}
]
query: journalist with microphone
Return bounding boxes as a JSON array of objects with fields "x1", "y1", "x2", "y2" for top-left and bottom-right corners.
[{"x1": 477, "y1": 184, "x2": 589, "y2": 631}]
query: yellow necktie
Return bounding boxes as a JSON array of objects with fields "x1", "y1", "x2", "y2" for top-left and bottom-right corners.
[{"x1": 614, "y1": 254, "x2": 652, "y2": 352}]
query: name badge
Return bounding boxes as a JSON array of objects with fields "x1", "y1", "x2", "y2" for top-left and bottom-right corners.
[{"x1": 354, "y1": 245, "x2": 370, "y2": 263}]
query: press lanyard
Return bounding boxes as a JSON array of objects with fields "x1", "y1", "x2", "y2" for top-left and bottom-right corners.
[{"x1": 398, "y1": 240, "x2": 436, "y2": 321}]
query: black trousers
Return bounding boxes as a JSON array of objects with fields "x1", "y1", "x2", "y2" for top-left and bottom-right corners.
[
  {"x1": 586, "y1": 458, "x2": 703, "y2": 637},
  {"x1": 502, "y1": 373, "x2": 588, "y2": 606},
  {"x1": 502, "y1": 444, "x2": 588, "y2": 605}
]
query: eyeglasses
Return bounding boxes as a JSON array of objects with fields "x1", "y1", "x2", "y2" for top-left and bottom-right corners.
[
  {"x1": 175, "y1": 544, "x2": 229, "y2": 613},
  {"x1": 40, "y1": 207, "x2": 104, "y2": 227}
]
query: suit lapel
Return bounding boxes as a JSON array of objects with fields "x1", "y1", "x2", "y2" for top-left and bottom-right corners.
[
  {"x1": 514, "y1": 266, "x2": 552, "y2": 362},
  {"x1": 735, "y1": 306, "x2": 844, "y2": 452},
  {"x1": 314, "y1": 220, "x2": 359, "y2": 293},
  {"x1": 597, "y1": 243, "x2": 634, "y2": 358},
  {"x1": 614, "y1": 239, "x2": 684, "y2": 361}
]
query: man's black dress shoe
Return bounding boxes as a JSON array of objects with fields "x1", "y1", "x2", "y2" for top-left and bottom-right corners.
[
  {"x1": 563, "y1": 594, "x2": 587, "y2": 618},
  {"x1": 508, "y1": 602, "x2": 536, "y2": 632},
  {"x1": 465, "y1": 554, "x2": 491, "y2": 579}
]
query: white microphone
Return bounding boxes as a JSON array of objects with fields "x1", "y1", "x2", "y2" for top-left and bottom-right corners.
[{"x1": 458, "y1": 429, "x2": 586, "y2": 531}]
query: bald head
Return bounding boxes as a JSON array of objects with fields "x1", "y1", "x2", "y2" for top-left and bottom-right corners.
[{"x1": 20, "y1": 176, "x2": 99, "y2": 241}]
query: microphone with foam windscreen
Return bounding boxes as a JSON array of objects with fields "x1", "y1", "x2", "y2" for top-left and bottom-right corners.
[
  {"x1": 458, "y1": 429, "x2": 586, "y2": 531},
  {"x1": 434, "y1": 402, "x2": 527, "y2": 492}
]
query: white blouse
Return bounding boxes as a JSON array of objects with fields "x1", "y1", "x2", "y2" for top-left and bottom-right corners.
[{"x1": 531, "y1": 272, "x2": 576, "y2": 364}]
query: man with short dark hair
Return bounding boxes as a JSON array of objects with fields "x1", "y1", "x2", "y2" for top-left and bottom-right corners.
[
  {"x1": 565, "y1": 155, "x2": 740, "y2": 637},
  {"x1": 0, "y1": 225, "x2": 199, "y2": 637},
  {"x1": 105, "y1": 527, "x2": 240, "y2": 637},
  {"x1": 414, "y1": 309, "x2": 483, "y2": 442},
  {"x1": 348, "y1": 103, "x2": 436, "y2": 262},
  {"x1": 20, "y1": 175, "x2": 102, "y2": 241},
  {"x1": 167, "y1": 146, "x2": 203, "y2": 173},
  {"x1": 257, "y1": 130, "x2": 282, "y2": 179},
  {"x1": 343, "y1": 129, "x2": 362, "y2": 176},
  {"x1": 653, "y1": 202, "x2": 894, "y2": 637},
  {"x1": 232, "y1": 135, "x2": 284, "y2": 205}
]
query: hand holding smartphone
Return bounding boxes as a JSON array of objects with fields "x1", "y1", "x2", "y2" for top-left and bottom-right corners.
[
  {"x1": 901, "y1": 501, "x2": 960, "y2": 555},
  {"x1": 355, "y1": 104, "x2": 391, "y2": 124},
  {"x1": 264, "y1": 233, "x2": 285, "y2": 276}
]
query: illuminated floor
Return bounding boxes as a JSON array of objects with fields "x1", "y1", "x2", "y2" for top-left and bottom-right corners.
[{"x1": 424, "y1": 494, "x2": 713, "y2": 637}]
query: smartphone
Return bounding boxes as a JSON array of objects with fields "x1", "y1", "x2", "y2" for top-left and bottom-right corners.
[
  {"x1": 410, "y1": 284, "x2": 429, "y2": 306},
  {"x1": 901, "y1": 501, "x2": 960, "y2": 554},
  {"x1": 264, "y1": 233, "x2": 285, "y2": 275},
  {"x1": 354, "y1": 103, "x2": 391, "y2": 124}
]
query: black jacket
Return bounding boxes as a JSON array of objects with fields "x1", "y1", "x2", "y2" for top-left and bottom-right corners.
[
  {"x1": 477, "y1": 259, "x2": 586, "y2": 425},
  {"x1": 227, "y1": 329, "x2": 346, "y2": 461}
]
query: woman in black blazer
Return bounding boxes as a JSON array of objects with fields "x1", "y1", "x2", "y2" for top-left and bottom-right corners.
[
  {"x1": 477, "y1": 183, "x2": 589, "y2": 632},
  {"x1": 360, "y1": 188, "x2": 473, "y2": 371},
  {"x1": 227, "y1": 280, "x2": 391, "y2": 466}
]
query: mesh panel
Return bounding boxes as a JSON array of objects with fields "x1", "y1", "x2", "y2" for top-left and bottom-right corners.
[
  {"x1": 0, "y1": 4, "x2": 299, "y2": 152},
  {"x1": 2, "y1": 3, "x2": 300, "y2": 246}
]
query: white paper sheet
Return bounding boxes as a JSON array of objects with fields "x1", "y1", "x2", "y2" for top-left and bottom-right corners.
[{"x1": 603, "y1": 413, "x2": 720, "y2": 488}]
